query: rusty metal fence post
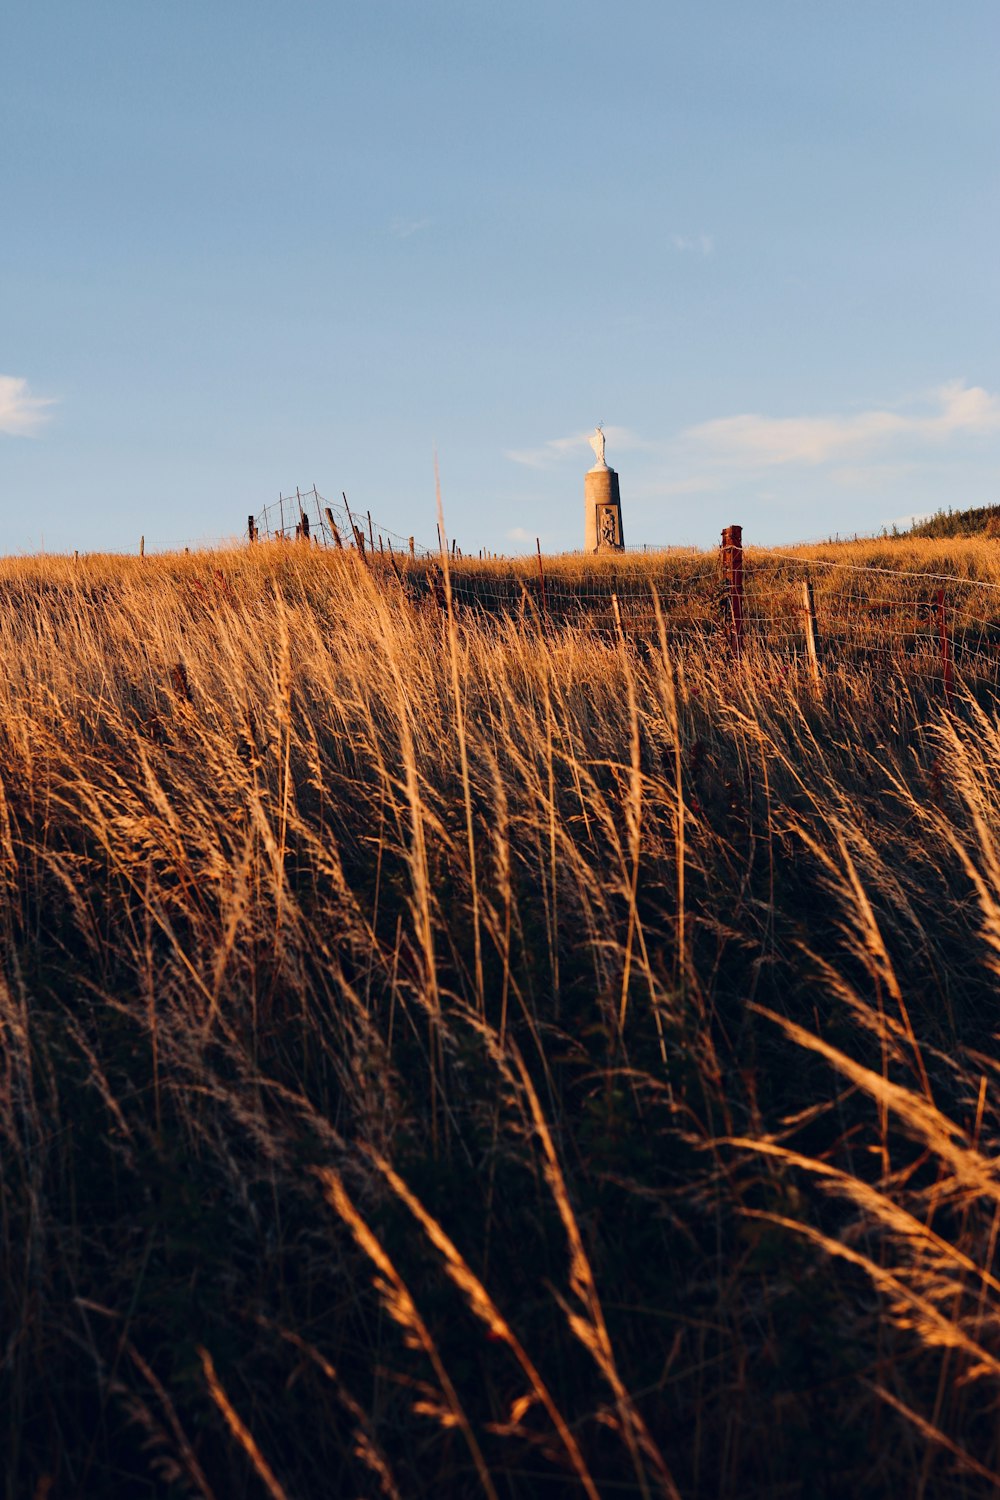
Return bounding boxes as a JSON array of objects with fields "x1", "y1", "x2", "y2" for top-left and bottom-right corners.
[{"x1": 721, "y1": 525, "x2": 744, "y2": 658}]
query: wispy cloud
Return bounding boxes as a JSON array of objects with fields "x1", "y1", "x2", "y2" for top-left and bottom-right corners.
[
  {"x1": 507, "y1": 525, "x2": 532, "y2": 542},
  {"x1": 389, "y1": 216, "x2": 431, "y2": 239},
  {"x1": 684, "y1": 381, "x2": 1000, "y2": 468},
  {"x1": 506, "y1": 425, "x2": 650, "y2": 469},
  {"x1": 670, "y1": 232, "x2": 714, "y2": 256},
  {"x1": 0, "y1": 375, "x2": 56, "y2": 436}
]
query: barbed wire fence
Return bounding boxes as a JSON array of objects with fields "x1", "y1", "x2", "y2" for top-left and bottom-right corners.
[
  {"x1": 251, "y1": 486, "x2": 442, "y2": 560},
  {"x1": 241, "y1": 494, "x2": 1000, "y2": 703},
  {"x1": 249, "y1": 486, "x2": 679, "y2": 561}
]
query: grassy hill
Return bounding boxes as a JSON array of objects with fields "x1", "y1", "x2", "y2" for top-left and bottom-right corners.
[
  {"x1": 901, "y1": 501, "x2": 1000, "y2": 538},
  {"x1": 3, "y1": 539, "x2": 1000, "y2": 1497}
]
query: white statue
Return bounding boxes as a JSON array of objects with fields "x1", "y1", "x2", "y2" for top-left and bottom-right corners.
[{"x1": 589, "y1": 425, "x2": 607, "y2": 468}]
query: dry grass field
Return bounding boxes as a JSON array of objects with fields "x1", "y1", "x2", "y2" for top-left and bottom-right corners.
[{"x1": 6, "y1": 537, "x2": 1000, "y2": 1497}]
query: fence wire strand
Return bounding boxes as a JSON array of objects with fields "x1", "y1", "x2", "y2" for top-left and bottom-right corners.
[{"x1": 241, "y1": 506, "x2": 1000, "y2": 692}]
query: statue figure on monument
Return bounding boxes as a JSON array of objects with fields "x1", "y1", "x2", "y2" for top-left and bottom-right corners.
[{"x1": 589, "y1": 425, "x2": 607, "y2": 468}]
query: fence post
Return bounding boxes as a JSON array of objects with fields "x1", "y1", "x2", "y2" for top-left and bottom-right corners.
[
  {"x1": 140, "y1": 535, "x2": 145, "y2": 559},
  {"x1": 536, "y1": 537, "x2": 548, "y2": 615},
  {"x1": 324, "y1": 507, "x2": 343, "y2": 548},
  {"x1": 720, "y1": 525, "x2": 744, "y2": 657},
  {"x1": 802, "y1": 579, "x2": 821, "y2": 688},
  {"x1": 409, "y1": 536, "x2": 415, "y2": 558},
  {"x1": 342, "y1": 493, "x2": 366, "y2": 558},
  {"x1": 937, "y1": 587, "x2": 954, "y2": 708},
  {"x1": 247, "y1": 514, "x2": 257, "y2": 543}
]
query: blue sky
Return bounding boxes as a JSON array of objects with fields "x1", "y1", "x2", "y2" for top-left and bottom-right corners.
[{"x1": 2, "y1": 1, "x2": 998, "y2": 554}]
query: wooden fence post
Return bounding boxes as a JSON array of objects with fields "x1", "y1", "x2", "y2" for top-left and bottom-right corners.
[
  {"x1": 409, "y1": 536, "x2": 415, "y2": 557},
  {"x1": 247, "y1": 514, "x2": 257, "y2": 543},
  {"x1": 140, "y1": 535, "x2": 145, "y2": 559},
  {"x1": 324, "y1": 506, "x2": 343, "y2": 548},
  {"x1": 342, "y1": 493, "x2": 366, "y2": 558},
  {"x1": 720, "y1": 525, "x2": 744, "y2": 657},
  {"x1": 536, "y1": 537, "x2": 548, "y2": 615},
  {"x1": 937, "y1": 587, "x2": 954, "y2": 708},
  {"x1": 802, "y1": 578, "x2": 821, "y2": 687}
]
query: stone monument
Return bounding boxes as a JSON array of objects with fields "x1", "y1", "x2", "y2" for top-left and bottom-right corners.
[{"x1": 584, "y1": 425, "x2": 624, "y2": 552}]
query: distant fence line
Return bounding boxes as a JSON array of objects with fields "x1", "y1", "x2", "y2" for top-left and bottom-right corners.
[
  {"x1": 250, "y1": 486, "x2": 438, "y2": 559},
  {"x1": 241, "y1": 499, "x2": 1000, "y2": 703},
  {"x1": 249, "y1": 486, "x2": 685, "y2": 562}
]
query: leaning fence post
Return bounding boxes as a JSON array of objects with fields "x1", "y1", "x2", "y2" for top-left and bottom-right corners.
[
  {"x1": 536, "y1": 537, "x2": 548, "y2": 615},
  {"x1": 937, "y1": 587, "x2": 954, "y2": 708},
  {"x1": 324, "y1": 506, "x2": 343, "y2": 548},
  {"x1": 802, "y1": 578, "x2": 821, "y2": 688},
  {"x1": 720, "y1": 525, "x2": 744, "y2": 657},
  {"x1": 343, "y1": 493, "x2": 366, "y2": 559}
]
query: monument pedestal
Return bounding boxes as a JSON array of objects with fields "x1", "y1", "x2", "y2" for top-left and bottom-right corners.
[{"x1": 584, "y1": 465, "x2": 624, "y2": 552}]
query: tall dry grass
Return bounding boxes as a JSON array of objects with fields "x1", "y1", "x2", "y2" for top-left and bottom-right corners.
[{"x1": 2, "y1": 541, "x2": 1000, "y2": 1495}]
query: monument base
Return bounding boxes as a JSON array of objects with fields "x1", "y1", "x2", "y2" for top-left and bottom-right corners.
[{"x1": 584, "y1": 466, "x2": 624, "y2": 552}]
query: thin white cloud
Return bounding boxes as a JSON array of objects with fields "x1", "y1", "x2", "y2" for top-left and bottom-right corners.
[
  {"x1": 507, "y1": 525, "x2": 532, "y2": 541},
  {"x1": 670, "y1": 232, "x2": 714, "y2": 256},
  {"x1": 684, "y1": 381, "x2": 1000, "y2": 469},
  {"x1": 0, "y1": 375, "x2": 56, "y2": 435},
  {"x1": 389, "y1": 216, "x2": 431, "y2": 239},
  {"x1": 506, "y1": 425, "x2": 650, "y2": 469}
]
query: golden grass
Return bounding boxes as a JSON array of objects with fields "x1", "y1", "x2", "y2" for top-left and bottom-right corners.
[{"x1": 3, "y1": 538, "x2": 1000, "y2": 1495}]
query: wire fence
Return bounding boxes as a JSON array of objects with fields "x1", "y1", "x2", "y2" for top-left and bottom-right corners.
[
  {"x1": 252, "y1": 487, "x2": 438, "y2": 559},
  {"x1": 244, "y1": 499, "x2": 1000, "y2": 699},
  {"x1": 401, "y1": 539, "x2": 1000, "y2": 702}
]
